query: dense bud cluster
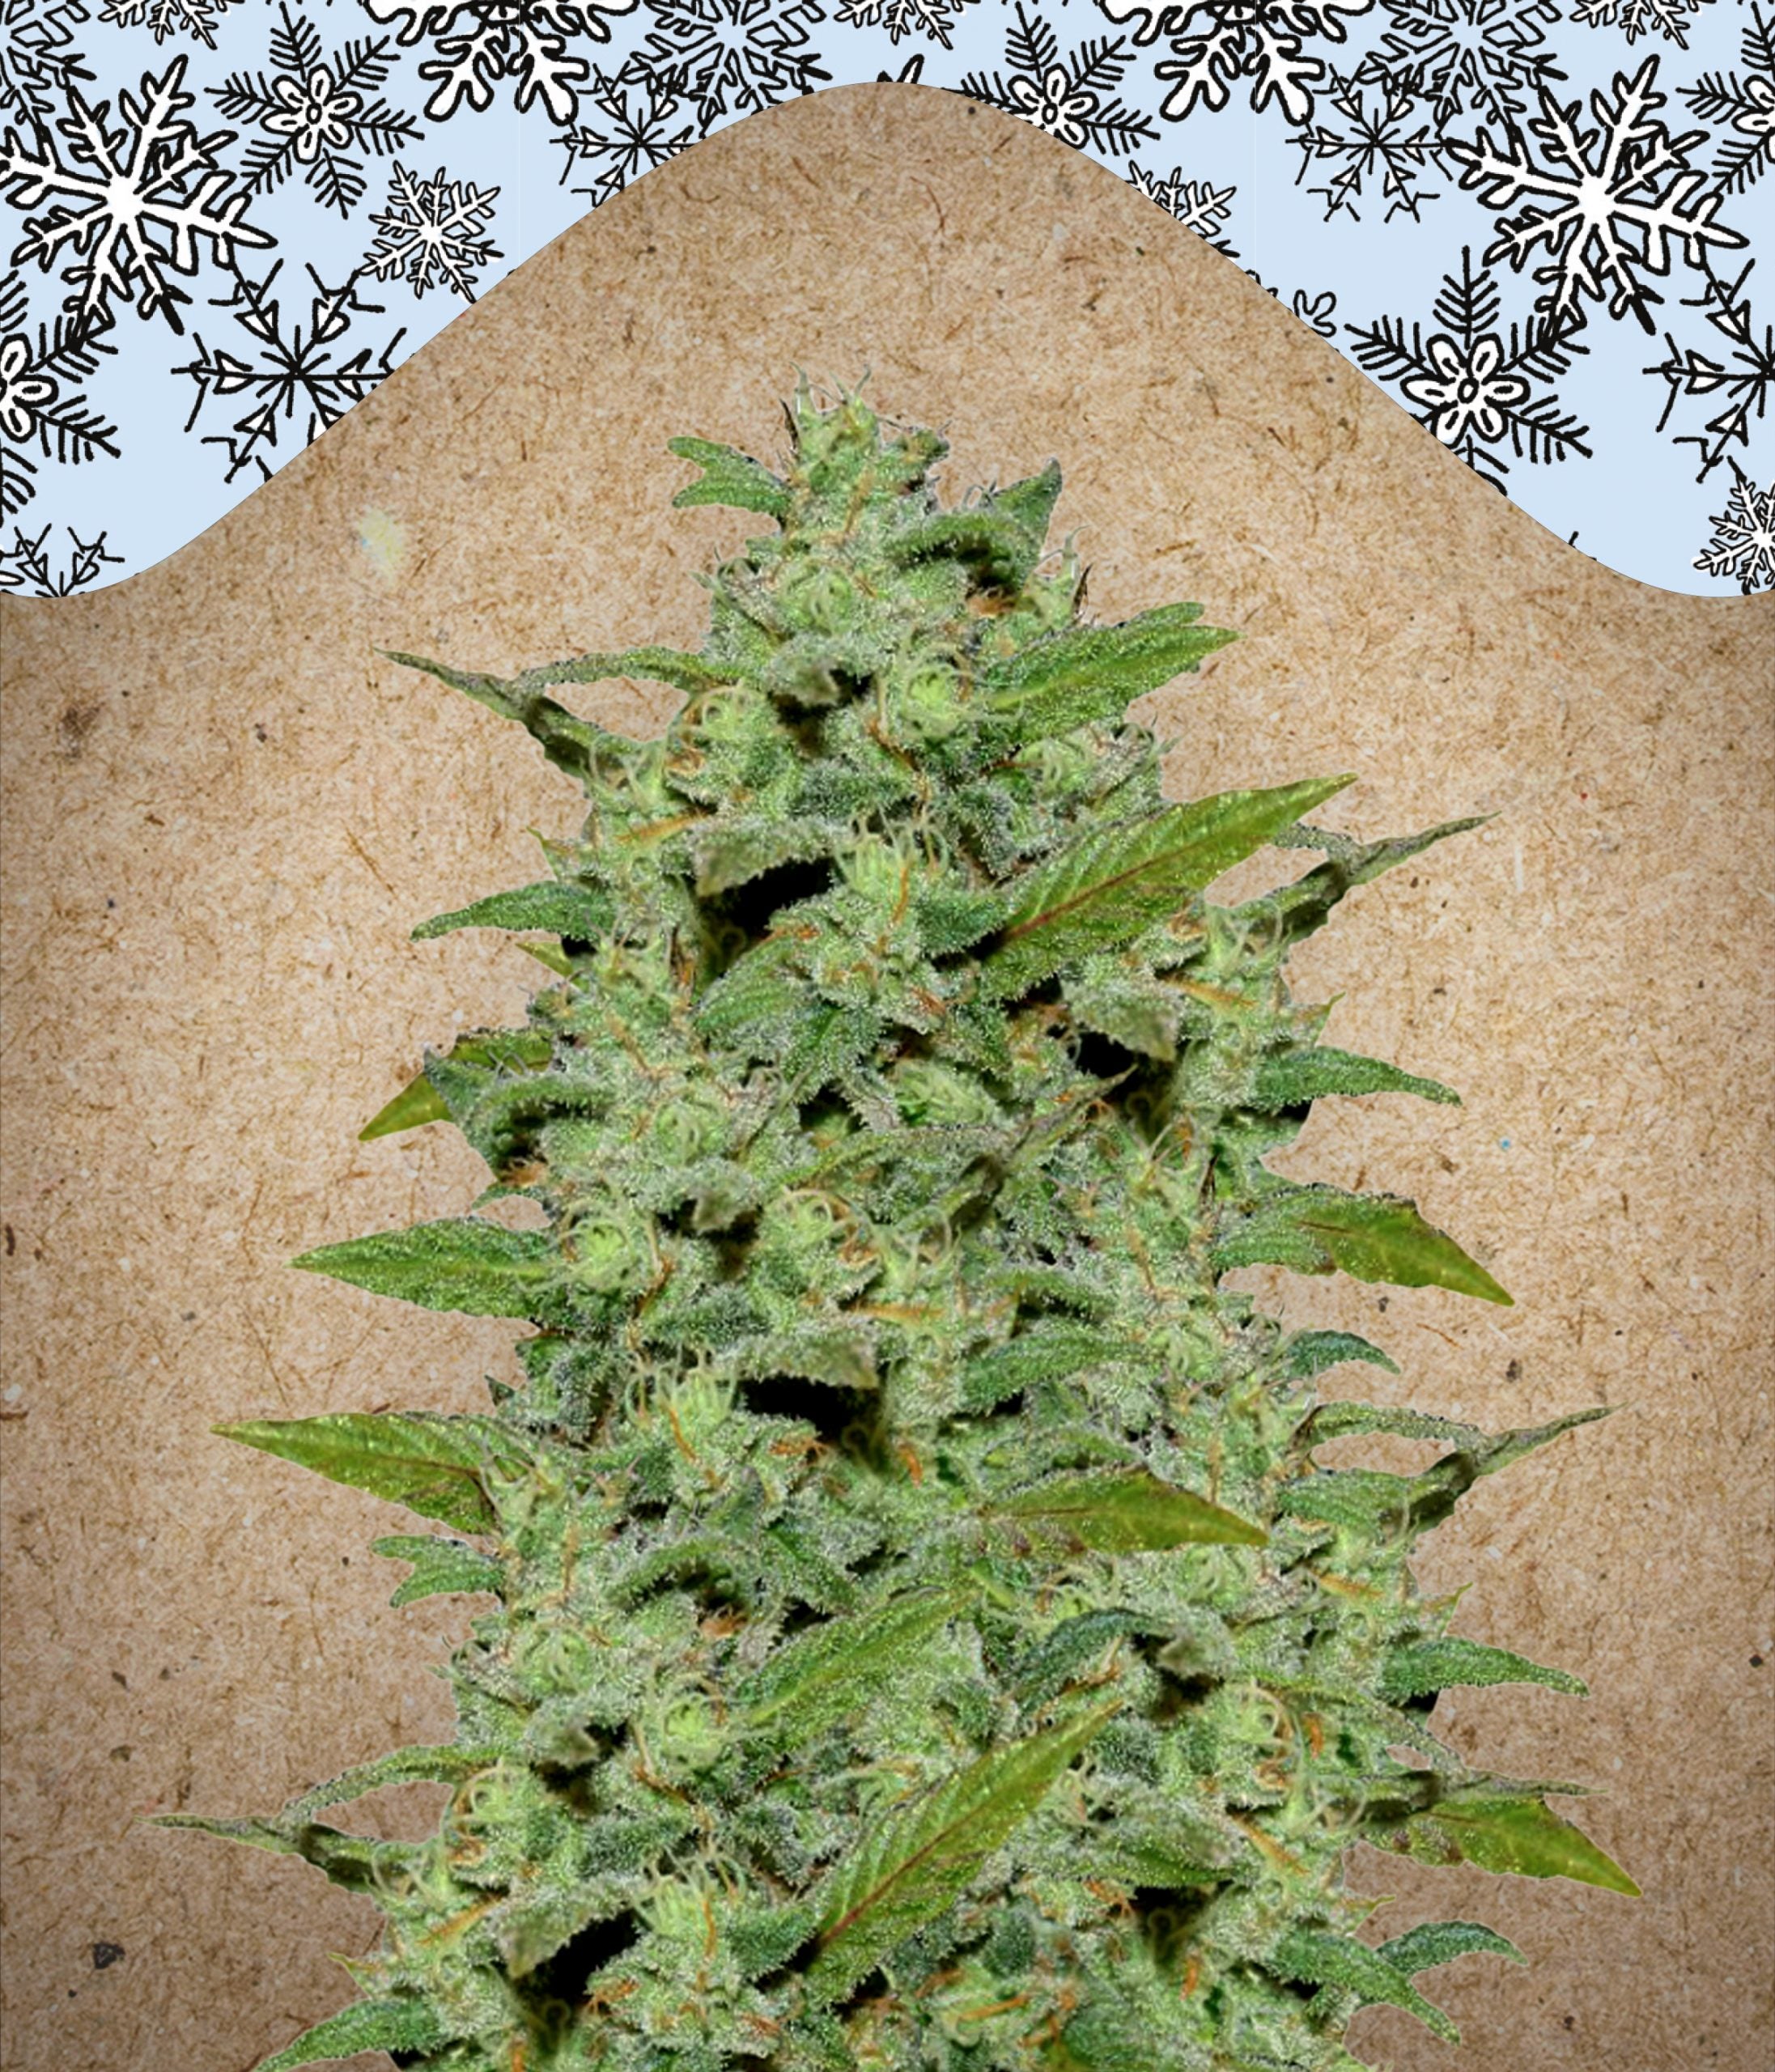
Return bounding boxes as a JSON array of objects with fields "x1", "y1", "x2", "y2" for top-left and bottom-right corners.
[{"x1": 158, "y1": 380, "x2": 1635, "y2": 2072}]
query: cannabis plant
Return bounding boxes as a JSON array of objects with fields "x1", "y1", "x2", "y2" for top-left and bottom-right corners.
[{"x1": 155, "y1": 379, "x2": 1637, "y2": 2072}]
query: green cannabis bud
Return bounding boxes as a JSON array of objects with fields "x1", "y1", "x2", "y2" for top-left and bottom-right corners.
[{"x1": 157, "y1": 378, "x2": 1637, "y2": 2072}]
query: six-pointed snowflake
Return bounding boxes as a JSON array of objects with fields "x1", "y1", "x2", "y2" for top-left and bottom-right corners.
[
  {"x1": 1294, "y1": 66, "x2": 1448, "y2": 220},
  {"x1": 1645, "y1": 253, "x2": 1773, "y2": 482},
  {"x1": 1353, "y1": 0, "x2": 1565, "y2": 135},
  {"x1": 1098, "y1": 0, "x2": 1375, "y2": 125},
  {"x1": 363, "y1": 159, "x2": 500, "y2": 299},
  {"x1": 557, "y1": 62, "x2": 699, "y2": 206},
  {"x1": 1567, "y1": 0, "x2": 1709, "y2": 51},
  {"x1": 170, "y1": 256, "x2": 408, "y2": 482},
  {"x1": 1346, "y1": 243, "x2": 1592, "y2": 488},
  {"x1": 0, "y1": 53, "x2": 274, "y2": 335},
  {"x1": 0, "y1": 261, "x2": 117, "y2": 516},
  {"x1": 1693, "y1": 462, "x2": 1774, "y2": 590},
  {"x1": 1682, "y1": 2, "x2": 1775, "y2": 196},
  {"x1": 359, "y1": 0, "x2": 639, "y2": 124},
  {"x1": 1127, "y1": 159, "x2": 1239, "y2": 248},
  {"x1": 618, "y1": 0, "x2": 831, "y2": 127},
  {"x1": 961, "y1": 4, "x2": 1156, "y2": 155},
  {"x1": 832, "y1": 0, "x2": 973, "y2": 45},
  {"x1": 1446, "y1": 54, "x2": 1749, "y2": 333},
  {"x1": 210, "y1": 3, "x2": 420, "y2": 219}
]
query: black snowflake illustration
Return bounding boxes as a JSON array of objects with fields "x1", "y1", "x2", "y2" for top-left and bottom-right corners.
[
  {"x1": 1, "y1": 0, "x2": 97, "y2": 152},
  {"x1": 556, "y1": 62, "x2": 699, "y2": 206},
  {"x1": 1566, "y1": 0, "x2": 1709, "y2": 51},
  {"x1": 1293, "y1": 65, "x2": 1447, "y2": 220},
  {"x1": 0, "y1": 263, "x2": 117, "y2": 517},
  {"x1": 1445, "y1": 54, "x2": 1750, "y2": 334},
  {"x1": 1682, "y1": 2, "x2": 1775, "y2": 197},
  {"x1": 0, "y1": 515, "x2": 121, "y2": 591},
  {"x1": 1127, "y1": 159, "x2": 1240, "y2": 253},
  {"x1": 618, "y1": 0, "x2": 831, "y2": 129},
  {"x1": 832, "y1": 0, "x2": 974, "y2": 46},
  {"x1": 1352, "y1": 0, "x2": 1565, "y2": 136},
  {"x1": 1645, "y1": 252, "x2": 1773, "y2": 483},
  {"x1": 1097, "y1": 0, "x2": 1375, "y2": 126},
  {"x1": 0, "y1": 53, "x2": 274, "y2": 338},
  {"x1": 1693, "y1": 461, "x2": 1773, "y2": 590},
  {"x1": 170, "y1": 256, "x2": 407, "y2": 484},
  {"x1": 1345, "y1": 244, "x2": 1592, "y2": 489},
  {"x1": 94, "y1": 0, "x2": 244, "y2": 47},
  {"x1": 960, "y1": 4, "x2": 1157, "y2": 155},
  {"x1": 359, "y1": 0, "x2": 639, "y2": 124},
  {"x1": 209, "y1": 3, "x2": 419, "y2": 219},
  {"x1": 363, "y1": 160, "x2": 501, "y2": 300}
]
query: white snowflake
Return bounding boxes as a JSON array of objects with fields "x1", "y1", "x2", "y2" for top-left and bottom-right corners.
[
  {"x1": 961, "y1": 4, "x2": 1156, "y2": 155},
  {"x1": 1, "y1": 0, "x2": 97, "y2": 151},
  {"x1": 1683, "y1": 3, "x2": 1775, "y2": 197},
  {"x1": 0, "y1": 54, "x2": 275, "y2": 335},
  {"x1": 358, "y1": 0, "x2": 639, "y2": 123},
  {"x1": 1446, "y1": 54, "x2": 1749, "y2": 333},
  {"x1": 96, "y1": 0, "x2": 242, "y2": 48},
  {"x1": 1354, "y1": 0, "x2": 1565, "y2": 134},
  {"x1": 1567, "y1": 0, "x2": 1709, "y2": 49},
  {"x1": 832, "y1": 0, "x2": 970, "y2": 44},
  {"x1": 1098, "y1": 0, "x2": 1375, "y2": 125},
  {"x1": 1693, "y1": 466, "x2": 1774, "y2": 591},
  {"x1": 1294, "y1": 66, "x2": 1446, "y2": 220},
  {"x1": 1127, "y1": 160, "x2": 1238, "y2": 244},
  {"x1": 363, "y1": 161, "x2": 500, "y2": 300}
]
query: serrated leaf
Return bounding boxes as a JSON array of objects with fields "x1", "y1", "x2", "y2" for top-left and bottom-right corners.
[
  {"x1": 371, "y1": 1533, "x2": 505, "y2": 1607},
  {"x1": 411, "y1": 880, "x2": 613, "y2": 943},
  {"x1": 995, "y1": 1468, "x2": 1266, "y2": 1551},
  {"x1": 805, "y1": 1702, "x2": 1119, "y2": 2004},
  {"x1": 251, "y1": 1997, "x2": 451, "y2": 2072},
  {"x1": 291, "y1": 1217, "x2": 562, "y2": 1320},
  {"x1": 377, "y1": 648, "x2": 641, "y2": 792},
  {"x1": 1215, "y1": 1185, "x2": 1513, "y2": 1305},
  {"x1": 359, "y1": 1026, "x2": 554, "y2": 1140},
  {"x1": 214, "y1": 1412, "x2": 508, "y2": 1534},
  {"x1": 1382, "y1": 1638, "x2": 1587, "y2": 1701},
  {"x1": 1236, "y1": 814, "x2": 1493, "y2": 951},
  {"x1": 960, "y1": 1326, "x2": 1152, "y2": 1412},
  {"x1": 980, "y1": 603, "x2": 1236, "y2": 742},
  {"x1": 669, "y1": 434, "x2": 792, "y2": 519},
  {"x1": 983, "y1": 777, "x2": 1355, "y2": 1000},
  {"x1": 1269, "y1": 1929, "x2": 1460, "y2": 2043},
  {"x1": 1251, "y1": 1045, "x2": 1459, "y2": 1110},
  {"x1": 1375, "y1": 1919, "x2": 1527, "y2": 1976},
  {"x1": 738, "y1": 1587, "x2": 972, "y2": 1745},
  {"x1": 1388, "y1": 1794, "x2": 1641, "y2": 1896},
  {"x1": 1280, "y1": 1330, "x2": 1400, "y2": 1380}
]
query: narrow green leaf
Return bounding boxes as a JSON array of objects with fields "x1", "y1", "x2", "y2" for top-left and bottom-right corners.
[
  {"x1": 805, "y1": 1702, "x2": 1119, "y2": 2004},
  {"x1": 960, "y1": 1326, "x2": 1153, "y2": 1412},
  {"x1": 1235, "y1": 814, "x2": 1493, "y2": 952},
  {"x1": 738, "y1": 1587, "x2": 973, "y2": 1744},
  {"x1": 290, "y1": 1216, "x2": 561, "y2": 1320},
  {"x1": 511, "y1": 645, "x2": 730, "y2": 697},
  {"x1": 1280, "y1": 1330, "x2": 1400, "y2": 1380},
  {"x1": 145, "y1": 1814, "x2": 414, "y2": 1896},
  {"x1": 359, "y1": 1072, "x2": 448, "y2": 1140},
  {"x1": 410, "y1": 880, "x2": 613, "y2": 943},
  {"x1": 251, "y1": 1998, "x2": 451, "y2": 2072},
  {"x1": 1214, "y1": 1184, "x2": 1514, "y2": 1305},
  {"x1": 361, "y1": 1026, "x2": 555, "y2": 1142},
  {"x1": 669, "y1": 434, "x2": 792, "y2": 519},
  {"x1": 376, "y1": 648, "x2": 631, "y2": 791},
  {"x1": 987, "y1": 460, "x2": 1064, "y2": 562},
  {"x1": 983, "y1": 777, "x2": 1355, "y2": 1000},
  {"x1": 1268, "y1": 1929, "x2": 1459, "y2": 2043},
  {"x1": 1389, "y1": 1794, "x2": 1642, "y2": 1896},
  {"x1": 278, "y1": 1741, "x2": 509, "y2": 1825},
  {"x1": 1375, "y1": 1919, "x2": 1527, "y2": 1976},
  {"x1": 981, "y1": 603, "x2": 1237, "y2": 742},
  {"x1": 213, "y1": 1412, "x2": 507, "y2": 1534},
  {"x1": 1381, "y1": 1638, "x2": 1587, "y2": 1700},
  {"x1": 995, "y1": 1467, "x2": 1267, "y2": 1551},
  {"x1": 371, "y1": 1533, "x2": 505, "y2": 1607},
  {"x1": 1251, "y1": 1045, "x2": 1459, "y2": 1110}
]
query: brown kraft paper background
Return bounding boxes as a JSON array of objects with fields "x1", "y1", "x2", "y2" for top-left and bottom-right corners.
[{"x1": 2, "y1": 81, "x2": 1771, "y2": 2072}]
